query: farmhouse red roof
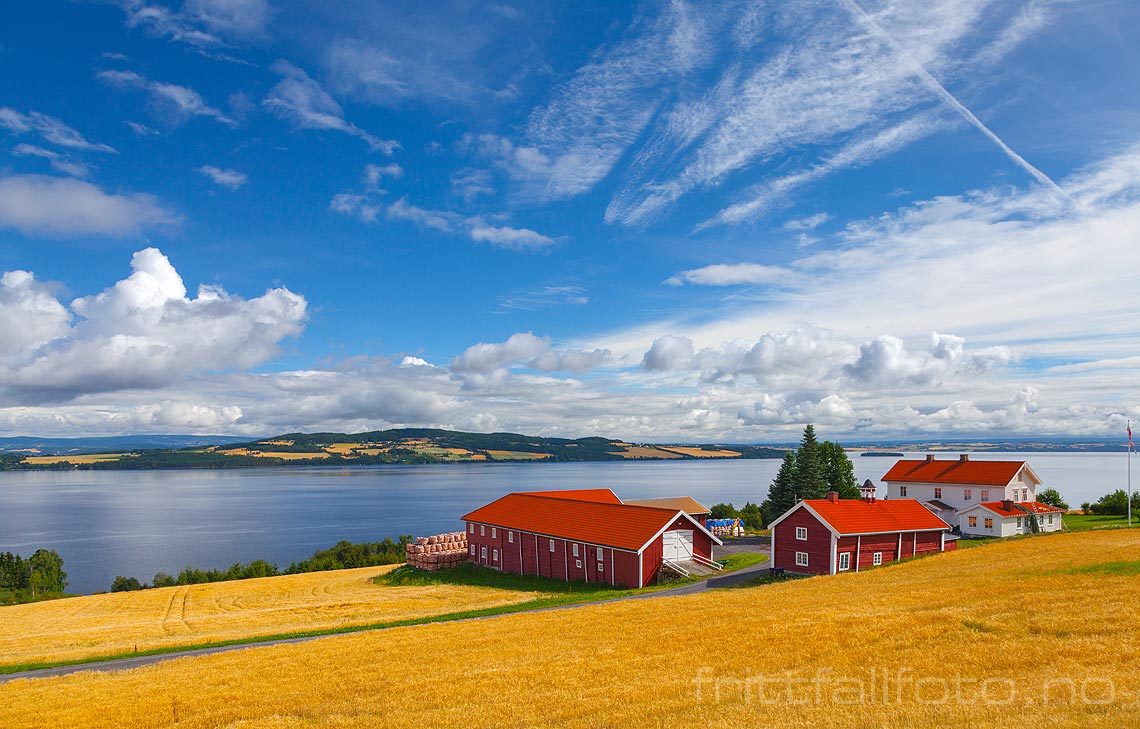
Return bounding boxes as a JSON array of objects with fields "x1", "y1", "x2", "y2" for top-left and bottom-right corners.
[
  {"x1": 462, "y1": 492, "x2": 694, "y2": 551},
  {"x1": 803, "y1": 498, "x2": 951, "y2": 535},
  {"x1": 525, "y1": 488, "x2": 622, "y2": 504},
  {"x1": 882, "y1": 458, "x2": 1025, "y2": 486},
  {"x1": 974, "y1": 501, "x2": 1065, "y2": 518}
]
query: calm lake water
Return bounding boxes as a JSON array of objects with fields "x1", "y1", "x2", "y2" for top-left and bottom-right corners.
[{"x1": 0, "y1": 452, "x2": 1131, "y2": 594}]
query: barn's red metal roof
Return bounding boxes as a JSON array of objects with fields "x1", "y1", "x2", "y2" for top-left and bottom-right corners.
[
  {"x1": 881, "y1": 458, "x2": 1025, "y2": 486},
  {"x1": 524, "y1": 488, "x2": 622, "y2": 504},
  {"x1": 971, "y1": 501, "x2": 1065, "y2": 518},
  {"x1": 462, "y1": 492, "x2": 695, "y2": 551},
  {"x1": 803, "y1": 498, "x2": 951, "y2": 535},
  {"x1": 624, "y1": 496, "x2": 711, "y2": 515}
]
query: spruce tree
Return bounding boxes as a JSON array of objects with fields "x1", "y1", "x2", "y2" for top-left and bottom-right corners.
[
  {"x1": 819, "y1": 440, "x2": 860, "y2": 499},
  {"x1": 762, "y1": 450, "x2": 798, "y2": 523},
  {"x1": 791, "y1": 424, "x2": 826, "y2": 500}
]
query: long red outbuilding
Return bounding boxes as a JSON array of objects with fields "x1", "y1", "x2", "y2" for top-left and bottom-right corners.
[
  {"x1": 462, "y1": 489, "x2": 721, "y2": 588},
  {"x1": 768, "y1": 491, "x2": 955, "y2": 576}
]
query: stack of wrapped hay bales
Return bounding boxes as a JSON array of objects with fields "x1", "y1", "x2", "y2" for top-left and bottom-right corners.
[{"x1": 405, "y1": 531, "x2": 469, "y2": 571}]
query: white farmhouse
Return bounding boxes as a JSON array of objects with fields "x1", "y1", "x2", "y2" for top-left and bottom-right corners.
[{"x1": 881, "y1": 455, "x2": 1064, "y2": 536}]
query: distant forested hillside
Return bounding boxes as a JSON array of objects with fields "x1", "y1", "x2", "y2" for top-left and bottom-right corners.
[{"x1": 0, "y1": 428, "x2": 788, "y2": 470}]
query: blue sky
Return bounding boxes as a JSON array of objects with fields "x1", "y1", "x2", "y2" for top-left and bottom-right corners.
[{"x1": 1, "y1": 0, "x2": 1139, "y2": 439}]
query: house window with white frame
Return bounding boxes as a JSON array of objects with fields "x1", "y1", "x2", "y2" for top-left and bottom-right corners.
[
  {"x1": 469, "y1": 545, "x2": 475, "y2": 556},
  {"x1": 795, "y1": 526, "x2": 808, "y2": 541},
  {"x1": 964, "y1": 489, "x2": 972, "y2": 500},
  {"x1": 1016, "y1": 517, "x2": 1023, "y2": 529},
  {"x1": 480, "y1": 525, "x2": 485, "y2": 537},
  {"x1": 549, "y1": 539, "x2": 555, "y2": 553},
  {"x1": 468, "y1": 524, "x2": 474, "y2": 534},
  {"x1": 575, "y1": 560, "x2": 582, "y2": 568},
  {"x1": 968, "y1": 516, "x2": 977, "y2": 528},
  {"x1": 491, "y1": 528, "x2": 497, "y2": 539},
  {"x1": 492, "y1": 549, "x2": 499, "y2": 562},
  {"x1": 934, "y1": 487, "x2": 942, "y2": 499},
  {"x1": 984, "y1": 517, "x2": 993, "y2": 529},
  {"x1": 508, "y1": 531, "x2": 514, "y2": 543},
  {"x1": 572, "y1": 544, "x2": 579, "y2": 557},
  {"x1": 597, "y1": 561, "x2": 604, "y2": 572},
  {"x1": 872, "y1": 552, "x2": 882, "y2": 566},
  {"x1": 480, "y1": 546, "x2": 487, "y2": 559},
  {"x1": 795, "y1": 551, "x2": 809, "y2": 567},
  {"x1": 900, "y1": 486, "x2": 908, "y2": 497},
  {"x1": 981, "y1": 490, "x2": 989, "y2": 501},
  {"x1": 838, "y1": 552, "x2": 851, "y2": 571},
  {"x1": 1047, "y1": 514, "x2": 1054, "y2": 525},
  {"x1": 596, "y1": 547, "x2": 603, "y2": 561}
]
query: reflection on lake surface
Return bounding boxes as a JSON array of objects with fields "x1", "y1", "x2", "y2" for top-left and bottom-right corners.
[{"x1": 0, "y1": 452, "x2": 1129, "y2": 593}]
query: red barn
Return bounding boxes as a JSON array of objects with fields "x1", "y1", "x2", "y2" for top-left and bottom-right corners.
[
  {"x1": 462, "y1": 489, "x2": 722, "y2": 588},
  {"x1": 769, "y1": 491, "x2": 954, "y2": 576}
]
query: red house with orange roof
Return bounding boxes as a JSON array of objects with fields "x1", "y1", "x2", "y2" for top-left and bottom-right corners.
[
  {"x1": 462, "y1": 488, "x2": 722, "y2": 588},
  {"x1": 768, "y1": 491, "x2": 954, "y2": 576}
]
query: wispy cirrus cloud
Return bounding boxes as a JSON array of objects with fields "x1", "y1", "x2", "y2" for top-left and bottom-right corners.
[
  {"x1": 379, "y1": 198, "x2": 558, "y2": 252},
  {"x1": 197, "y1": 165, "x2": 247, "y2": 190},
  {"x1": 263, "y1": 60, "x2": 399, "y2": 153},
  {"x1": 664, "y1": 263, "x2": 789, "y2": 287},
  {"x1": 10, "y1": 144, "x2": 90, "y2": 178},
  {"x1": 97, "y1": 69, "x2": 236, "y2": 126},
  {"x1": 0, "y1": 107, "x2": 116, "y2": 152}
]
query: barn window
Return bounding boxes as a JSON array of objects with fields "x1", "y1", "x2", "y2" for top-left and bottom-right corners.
[
  {"x1": 469, "y1": 545, "x2": 475, "y2": 556},
  {"x1": 491, "y1": 528, "x2": 497, "y2": 539},
  {"x1": 480, "y1": 546, "x2": 487, "y2": 559},
  {"x1": 468, "y1": 524, "x2": 474, "y2": 534},
  {"x1": 493, "y1": 549, "x2": 499, "y2": 562},
  {"x1": 964, "y1": 489, "x2": 972, "y2": 500},
  {"x1": 597, "y1": 562, "x2": 604, "y2": 572},
  {"x1": 572, "y1": 544, "x2": 579, "y2": 557},
  {"x1": 575, "y1": 560, "x2": 582, "y2": 568},
  {"x1": 872, "y1": 552, "x2": 882, "y2": 566},
  {"x1": 984, "y1": 518, "x2": 993, "y2": 529},
  {"x1": 838, "y1": 553, "x2": 850, "y2": 571},
  {"x1": 508, "y1": 531, "x2": 514, "y2": 543},
  {"x1": 968, "y1": 516, "x2": 977, "y2": 528},
  {"x1": 899, "y1": 486, "x2": 907, "y2": 497},
  {"x1": 795, "y1": 552, "x2": 809, "y2": 567},
  {"x1": 596, "y1": 547, "x2": 603, "y2": 561},
  {"x1": 549, "y1": 539, "x2": 555, "y2": 553},
  {"x1": 934, "y1": 487, "x2": 942, "y2": 499},
  {"x1": 981, "y1": 490, "x2": 989, "y2": 501},
  {"x1": 795, "y1": 526, "x2": 808, "y2": 541},
  {"x1": 480, "y1": 525, "x2": 485, "y2": 537}
]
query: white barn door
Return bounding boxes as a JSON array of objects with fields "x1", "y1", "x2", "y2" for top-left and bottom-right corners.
[{"x1": 662, "y1": 530, "x2": 694, "y2": 560}]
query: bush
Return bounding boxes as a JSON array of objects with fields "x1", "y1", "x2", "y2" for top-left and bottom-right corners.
[
  {"x1": 709, "y1": 503, "x2": 738, "y2": 519},
  {"x1": 111, "y1": 576, "x2": 144, "y2": 592},
  {"x1": 1087, "y1": 490, "x2": 1140, "y2": 516}
]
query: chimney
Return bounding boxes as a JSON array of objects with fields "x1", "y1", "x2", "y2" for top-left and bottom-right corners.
[
  {"x1": 826, "y1": 490, "x2": 840, "y2": 503},
  {"x1": 959, "y1": 454, "x2": 970, "y2": 462},
  {"x1": 1002, "y1": 499, "x2": 1013, "y2": 511},
  {"x1": 925, "y1": 454, "x2": 935, "y2": 463}
]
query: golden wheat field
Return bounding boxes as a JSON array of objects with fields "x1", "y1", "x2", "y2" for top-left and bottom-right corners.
[
  {"x1": 2, "y1": 530, "x2": 1137, "y2": 727},
  {"x1": 610, "y1": 445, "x2": 683, "y2": 459},
  {"x1": 0, "y1": 565, "x2": 546, "y2": 667},
  {"x1": 21, "y1": 453, "x2": 134, "y2": 465},
  {"x1": 657, "y1": 446, "x2": 742, "y2": 458},
  {"x1": 485, "y1": 449, "x2": 552, "y2": 460}
]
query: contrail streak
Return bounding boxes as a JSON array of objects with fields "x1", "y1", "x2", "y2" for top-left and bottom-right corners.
[{"x1": 839, "y1": 0, "x2": 1074, "y2": 206}]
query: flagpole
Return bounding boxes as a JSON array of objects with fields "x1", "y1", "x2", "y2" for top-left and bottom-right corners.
[{"x1": 1129, "y1": 419, "x2": 1133, "y2": 528}]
